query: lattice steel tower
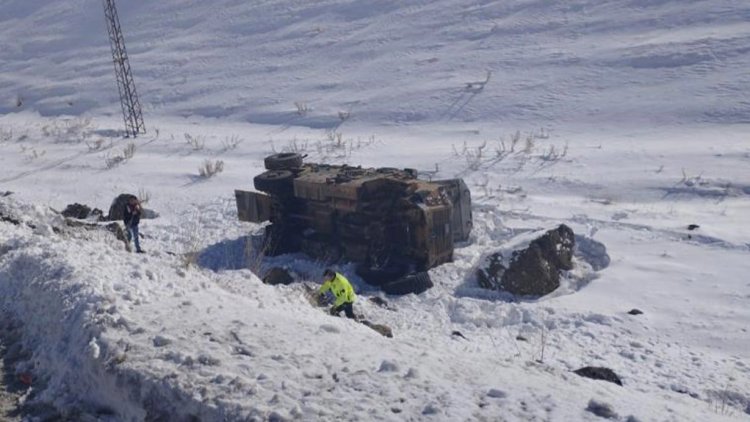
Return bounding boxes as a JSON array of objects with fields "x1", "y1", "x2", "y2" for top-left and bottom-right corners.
[{"x1": 104, "y1": 0, "x2": 145, "y2": 137}]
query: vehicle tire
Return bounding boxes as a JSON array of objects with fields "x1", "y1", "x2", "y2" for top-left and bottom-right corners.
[
  {"x1": 381, "y1": 272, "x2": 433, "y2": 295},
  {"x1": 254, "y1": 170, "x2": 294, "y2": 195},
  {"x1": 376, "y1": 167, "x2": 399, "y2": 174},
  {"x1": 356, "y1": 263, "x2": 407, "y2": 287},
  {"x1": 264, "y1": 153, "x2": 303, "y2": 170}
]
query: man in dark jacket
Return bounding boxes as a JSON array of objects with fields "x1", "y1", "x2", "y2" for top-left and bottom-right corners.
[{"x1": 123, "y1": 195, "x2": 144, "y2": 253}]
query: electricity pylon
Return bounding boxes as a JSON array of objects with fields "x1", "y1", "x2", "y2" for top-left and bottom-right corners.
[{"x1": 103, "y1": 0, "x2": 145, "y2": 137}]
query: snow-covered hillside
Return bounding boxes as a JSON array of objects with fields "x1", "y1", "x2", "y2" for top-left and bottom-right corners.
[
  {"x1": 1, "y1": 0, "x2": 749, "y2": 128},
  {"x1": 1, "y1": 0, "x2": 749, "y2": 421}
]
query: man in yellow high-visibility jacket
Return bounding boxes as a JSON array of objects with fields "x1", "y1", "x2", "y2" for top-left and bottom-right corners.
[{"x1": 319, "y1": 268, "x2": 357, "y2": 319}]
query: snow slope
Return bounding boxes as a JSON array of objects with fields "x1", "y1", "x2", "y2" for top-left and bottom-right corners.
[
  {"x1": 1, "y1": 0, "x2": 749, "y2": 129},
  {"x1": 1, "y1": 0, "x2": 750, "y2": 421}
]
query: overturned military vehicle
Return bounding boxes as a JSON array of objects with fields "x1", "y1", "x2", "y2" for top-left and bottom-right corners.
[{"x1": 235, "y1": 153, "x2": 472, "y2": 295}]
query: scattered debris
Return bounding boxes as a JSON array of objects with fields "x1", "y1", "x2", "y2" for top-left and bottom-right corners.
[
  {"x1": 368, "y1": 296, "x2": 388, "y2": 307},
  {"x1": 378, "y1": 360, "x2": 399, "y2": 372},
  {"x1": 153, "y1": 336, "x2": 172, "y2": 347},
  {"x1": 361, "y1": 320, "x2": 393, "y2": 338},
  {"x1": 0, "y1": 212, "x2": 21, "y2": 226},
  {"x1": 262, "y1": 267, "x2": 294, "y2": 285},
  {"x1": 687, "y1": 224, "x2": 700, "y2": 231},
  {"x1": 465, "y1": 70, "x2": 492, "y2": 91},
  {"x1": 670, "y1": 384, "x2": 699, "y2": 399},
  {"x1": 404, "y1": 368, "x2": 419, "y2": 379},
  {"x1": 477, "y1": 225, "x2": 575, "y2": 296},
  {"x1": 574, "y1": 367, "x2": 623, "y2": 386},
  {"x1": 104, "y1": 222, "x2": 127, "y2": 242},
  {"x1": 368, "y1": 296, "x2": 394, "y2": 310},
  {"x1": 303, "y1": 285, "x2": 328, "y2": 307},
  {"x1": 61, "y1": 203, "x2": 103, "y2": 220},
  {"x1": 303, "y1": 286, "x2": 393, "y2": 337},
  {"x1": 515, "y1": 335, "x2": 528, "y2": 342},
  {"x1": 451, "y1": 330, "x2": 468, "y2": 340},
  {"x1": 421, "y1": 403, "x2": 440, "y2": 415},
  {"x1": 586, "y1": 399, "x2": 619, "y2": 419}
]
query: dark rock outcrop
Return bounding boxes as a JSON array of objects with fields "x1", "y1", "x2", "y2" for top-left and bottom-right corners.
[
  {"x1": 62, "y1": 203, "x2": 103, "y2": 220},
  {"x1": 262, "y1": 267, "x2": 294, "y2": 285},
  {"x1": 627, "y1": 308, "x2": 644, "y2": 316},
  {"x1": 477, "y1": 225, "x2": 575, "y2": 296},
  {"x1": 574, "y1": 366, "x2": 622, "y2": 386}
]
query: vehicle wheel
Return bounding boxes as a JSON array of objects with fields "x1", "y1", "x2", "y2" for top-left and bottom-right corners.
[
  {"x1": 356, "y1": 263, "x2": 407, "y2": 286},
  {"x1": 254, "y1": 170, "x2": 294, "y2": 194},
  {"x1": 376, "y1": 167, "x2": 399, "y2": 174},
  {"x1": 381, "y1": 272, "x2": 433, "y2": 295},
  {"x1": 264, "y1": 153, "x2": 303, "y2": 170}
]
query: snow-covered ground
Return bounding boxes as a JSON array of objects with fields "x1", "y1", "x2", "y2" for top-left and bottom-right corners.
[{"x1": 1, "y1": 1, "x2": 749, "y2": 421}]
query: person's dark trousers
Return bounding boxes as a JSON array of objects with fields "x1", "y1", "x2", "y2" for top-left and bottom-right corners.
[{"x1": 331, "y1": 302, "x2": 356, "y2": 319}]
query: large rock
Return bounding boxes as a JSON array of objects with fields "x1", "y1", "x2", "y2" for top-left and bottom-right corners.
[
  {"x1": 477, "y1": 224, "x2": 575, "y2": 296},
  {"x1": 574, "y1": 366, "x2": 623, "y2": 386},
  {"x1": 263, "y1": 267, "x2": 294, "y2": 285},
  {"x1": 62, "y1": 203, "x2": 103, "y2": 220}
]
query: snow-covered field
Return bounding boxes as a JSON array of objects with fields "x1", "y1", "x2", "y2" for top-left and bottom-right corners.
[{"x1": 1, "y1": 1, "x2": 749, "y2": 421}]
